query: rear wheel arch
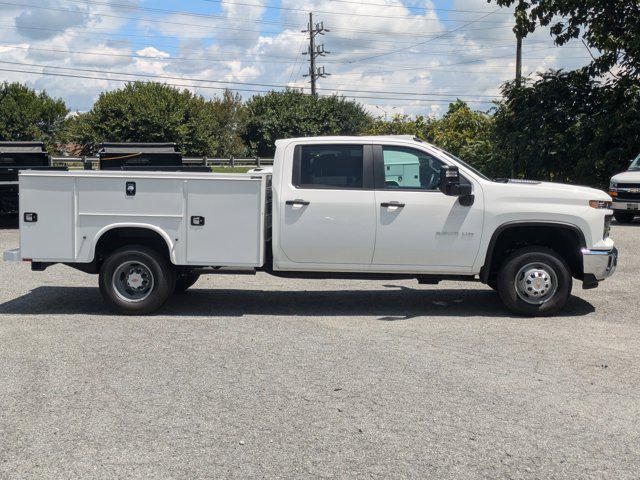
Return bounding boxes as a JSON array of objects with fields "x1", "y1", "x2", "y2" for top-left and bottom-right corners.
[
  {"x1": 480, "y1": 221, "x2": 586, "y2": 283},
  {"x1": 93, "y1": 225, "x2": 175, "y2": 267}
]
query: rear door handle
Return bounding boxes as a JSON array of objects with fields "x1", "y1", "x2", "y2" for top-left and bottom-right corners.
[
  {"x1": 381, "y1": 202, "x2": 405, "y2": 208},
  {"x1": 286, "y1": 199, "x2": 310, "y2": 206}
]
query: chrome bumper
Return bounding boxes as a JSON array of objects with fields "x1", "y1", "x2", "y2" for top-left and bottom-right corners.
[
  {"x1": 582, "y1": 247, "x2": 618, "y2": 283},
  {"x1": 611, "y1": 201, "x2": 639, "y2": 211}
]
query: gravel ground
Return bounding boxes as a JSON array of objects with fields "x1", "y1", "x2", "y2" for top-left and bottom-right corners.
[{"x1": 1, "y1": 223, "x2": 639, "y2": 479}]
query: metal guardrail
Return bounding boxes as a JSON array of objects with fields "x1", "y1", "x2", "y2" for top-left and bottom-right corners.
[{"x1": 51, "y1": 156, "x2": 274, "y2": 168}]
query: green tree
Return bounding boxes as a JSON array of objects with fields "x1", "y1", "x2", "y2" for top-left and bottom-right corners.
[
  {"x1": 243, "y1": 90, "x2": 372, "y2": 156},
  {"x1": 0, "y1": 82, "x2": 68, "y2": 152},
  {"x1": 425, "y1": 100, "x2": 502, "y2": 176},
  {"x1": 366, "y1": 114, "x2": 431, "y2": 138},
  {"x1": 487, "y1": 0, "x2": 640, "y2": 80},
  {"x1": 68, "y1": 82, "x2": 247, "y2": 156},
  {"x1": 493, "y1": 70, "x2": 640, "y2": 186}
]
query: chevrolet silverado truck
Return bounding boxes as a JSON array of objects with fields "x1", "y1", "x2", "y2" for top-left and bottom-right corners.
[
  {"x1": 3, "y1": 136, "x2": 618, "y2": 316},
  {"x1": 609, "y1": 152, "x2": 640, "y2": 223}
]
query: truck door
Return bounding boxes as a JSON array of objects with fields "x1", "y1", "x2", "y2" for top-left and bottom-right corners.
[
  {"x1": 278, "y1": 143, "x2": 376, "y2": 265},
  {"x1": 372, "y1": 145, "x2": 484, "y2": 270}
]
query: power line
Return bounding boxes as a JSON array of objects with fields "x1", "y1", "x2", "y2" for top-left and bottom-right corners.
[
  {"x1": 1, "y1": 1, "x2": 514, "y2": 39},
  {"x1": 0, "y1": 1, "x2": 291, "y2": 36},
  {"x1": 0, "y1": 59, "x2": 501, "y2": 99},
  {"x1": 197, "y1": 0, "x2": 515, "y2": 16},
  {"x1": 0, "y1": 42, "x2": 301, "y2": 64},
  {"x1": 0, "y1": 61, "x2": 500, "y2": 103},
  {"x1": 68, "y1": 0, "x2": 511, "y2": 24},
  {"x1": 0, "y1": 41, "x2": 588, "y2": 76},
  {"x1": 0, "y1": 66, "x2": 498, "y2": 104},
  {"x1": 5, "y1": 22, "x2": 578, "y2": 55},
  {"x1": 348, "y1": 8, "x2": 501, "y2": 63},
  {"x1": 61, "y1": 0, "x2": 302, "y2": 29}
]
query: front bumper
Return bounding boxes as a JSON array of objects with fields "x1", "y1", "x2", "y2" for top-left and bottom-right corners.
[
  {"x1": 611, "y1": 200, "x2": 639, "y2": 211},
  {"x1": 582, "y1": 247, "x2": 618, "y2": 287}
]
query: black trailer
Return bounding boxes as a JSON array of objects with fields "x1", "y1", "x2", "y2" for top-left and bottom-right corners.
[
  {"x1": 0, "y1": 142, "x2": 66, "y2": 218},
  {"x1": 98, "y1": 143, "x2": 209, "y2": 172}
]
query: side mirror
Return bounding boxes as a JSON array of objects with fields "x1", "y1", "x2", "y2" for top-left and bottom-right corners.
[
  {"x1": 440, "y1": 165, "x2": 461, "y2": 196},
  {"x1": 439, "y1": 165, "x2": 474, "y2": 205}
]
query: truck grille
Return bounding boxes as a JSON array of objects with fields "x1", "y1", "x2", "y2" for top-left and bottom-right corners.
[{"x1": 616, "y1": 191, "x2": 640, "y2": 201}]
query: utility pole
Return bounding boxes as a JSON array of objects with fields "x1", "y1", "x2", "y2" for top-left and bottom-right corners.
[
  {"x1": 514, "y1": 0, "x2": 525, "y2": 88},
  {"x1": 515, "y1": 33, "x2": 522, "y2": 88},
  {"x1": 302, "y1": 12, "x2": 330, "y2": 96},
  {"x1": 512, "y1": 0, "x2": 525, "y2": 178}
]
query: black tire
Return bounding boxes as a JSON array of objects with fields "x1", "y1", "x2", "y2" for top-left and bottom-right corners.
[
  {"x1": 487, "y1": 279, "x2": 498, "y2": 291},
  {"x1": 613, "y1": 212, "x2": 636, "y2": 224},
  {"x1": 99, "y1": 245, "x2": 175, "y2": 315},
  {"x1": 496, "y1": 246, "x2": 572, "y2": 316},
  {"x1": 174, "y1": 271, "x2": 200, "y2": 294}
]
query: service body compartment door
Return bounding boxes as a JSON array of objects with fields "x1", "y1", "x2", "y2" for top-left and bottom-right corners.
[
  {"x1": 19, "y1": 175, "x2": 74, "y2": 261},
  {"x1": 186, "y1": 178, "x2": 264, "y2": 266}
]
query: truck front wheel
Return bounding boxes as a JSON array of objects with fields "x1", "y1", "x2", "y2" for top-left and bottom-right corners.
[
  {"x1": 99, "y1": 246, "x2": 175, "y2": 315},
  {"x1": 496, "y1": 247, "x2": 572, "y2": 316}
]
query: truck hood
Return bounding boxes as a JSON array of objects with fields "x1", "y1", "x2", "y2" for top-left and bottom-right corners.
[
  {"x1": 497, "y1": 179, "x2": 611, "y2": 202},
  {"x1": 611, "y1": 170, "x2": 640, "y2": 183}
]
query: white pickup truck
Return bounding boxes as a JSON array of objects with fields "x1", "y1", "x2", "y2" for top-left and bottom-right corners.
[
  {"x1": 3, "y1": 136, "x2": 617, "y2": 316},
  {"x1": 609, "y1": 152, "x2": 640, "y2": 223}
]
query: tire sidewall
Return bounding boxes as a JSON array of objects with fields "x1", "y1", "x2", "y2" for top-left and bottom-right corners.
[
  {"x1": 497, "y1": 247, "x2": 572, "y2": 316},
  {"x1": 99, "y1": 246, "x2": 174, "y2": 315},
  {"x1": 174, "y1": 272, "x2": 200, "y2": 294}
]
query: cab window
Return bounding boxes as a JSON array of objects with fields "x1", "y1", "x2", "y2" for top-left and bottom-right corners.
[
  {"x1": 382, "y1": 146, "x2": 443, "y2": 190},
  {"x1": 295, "y1": 144, "x2": 364, "y2": 189}
]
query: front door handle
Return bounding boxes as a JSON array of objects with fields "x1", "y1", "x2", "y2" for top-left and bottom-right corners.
[
  {"x1": 286, "y1": 199, "x2": 310, "y2": 206},
  {"x1": 381, "y1": 202, "x2": 405, "y2": 208}
]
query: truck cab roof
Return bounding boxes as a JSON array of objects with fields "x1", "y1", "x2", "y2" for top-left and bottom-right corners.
[{"x1": 276, "y1": 135, "x2": 425, "y2": 147}]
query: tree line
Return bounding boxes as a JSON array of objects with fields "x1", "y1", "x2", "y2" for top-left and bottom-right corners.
[{"x1": 0, "y1": 0, "x2": 638, "y2": 188}]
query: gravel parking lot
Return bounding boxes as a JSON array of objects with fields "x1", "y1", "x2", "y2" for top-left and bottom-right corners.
[{"x1": 1, "y1": 223, "x2": 639, "y2": 479}]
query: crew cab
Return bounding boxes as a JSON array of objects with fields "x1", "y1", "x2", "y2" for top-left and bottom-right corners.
[
  {"x1": 3, "y1": 136, "x2": 618, "y2": 316},
  {"x1": 609, "y1": 152, "x2": 640, "y2": 223}
]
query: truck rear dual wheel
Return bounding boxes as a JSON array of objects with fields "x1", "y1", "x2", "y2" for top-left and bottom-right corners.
[
  {"x1": 99, "y1": 246, "x2": 175, "y2": 315},
  {"x1": 496, "y1": 246, "x2": 572, "y2": 316}
]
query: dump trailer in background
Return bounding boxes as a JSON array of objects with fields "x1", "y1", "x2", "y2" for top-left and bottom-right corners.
[
  {"x1": 98, "y1": 143, "x2": 210, "y2": 172},
  {"x1": 0, "y1": 142, "x2": 67, "y2": 218}
]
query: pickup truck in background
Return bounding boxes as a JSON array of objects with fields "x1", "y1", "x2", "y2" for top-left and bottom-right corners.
[
  {"x1": 609, "y1": 152, "x2": 640, "y2": 224},
  {"x1": 3, "y1": 136, "x2": 618, "y2": 316},
  {"x1": 0, "y1": 142, "x2": 66, "y2": 218}
]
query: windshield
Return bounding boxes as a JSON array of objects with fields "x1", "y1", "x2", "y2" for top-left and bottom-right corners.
[
  {"x1": 630, "y1": 153, "x2": 640, "y2": 171},
  {"x1": 430, "y1": 145, "x2": 493, "y2": 181}
]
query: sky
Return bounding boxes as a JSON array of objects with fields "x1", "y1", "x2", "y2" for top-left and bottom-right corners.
[{"x1": 0, "y1": 0, "x2": 594, "y2": 116}]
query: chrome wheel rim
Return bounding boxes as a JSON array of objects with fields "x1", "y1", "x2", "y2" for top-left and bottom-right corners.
[
  {"x1": 112, "y1": 261, "x2": 155, "y2": 303},
  {"x1": 514, "y1": 262, "x2": 558, "y2": 305}
]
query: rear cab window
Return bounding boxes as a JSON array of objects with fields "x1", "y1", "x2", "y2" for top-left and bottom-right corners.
[{"x1": 293, "y1": 144, "x2": 373, "y2": 189}]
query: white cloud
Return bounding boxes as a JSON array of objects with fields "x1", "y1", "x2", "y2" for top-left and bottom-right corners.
[{"x1": 0, "y1": 0, "x2": 593, "y2": 114}]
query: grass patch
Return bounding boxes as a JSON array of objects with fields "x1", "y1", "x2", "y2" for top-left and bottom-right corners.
[{"x1": 211, "y1": 166, "x2": 253, "y2": 173}]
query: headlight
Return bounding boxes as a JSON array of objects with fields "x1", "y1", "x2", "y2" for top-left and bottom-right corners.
[
  {"x1": 610, "y1": 182, "x2": 618, "y2": 189},
  {"x1": 589, "y1": 200, "x2": 612, "y2": 209},
  {"x1": 609, "y1": 182, "x2": 618, "y2": 197}
]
